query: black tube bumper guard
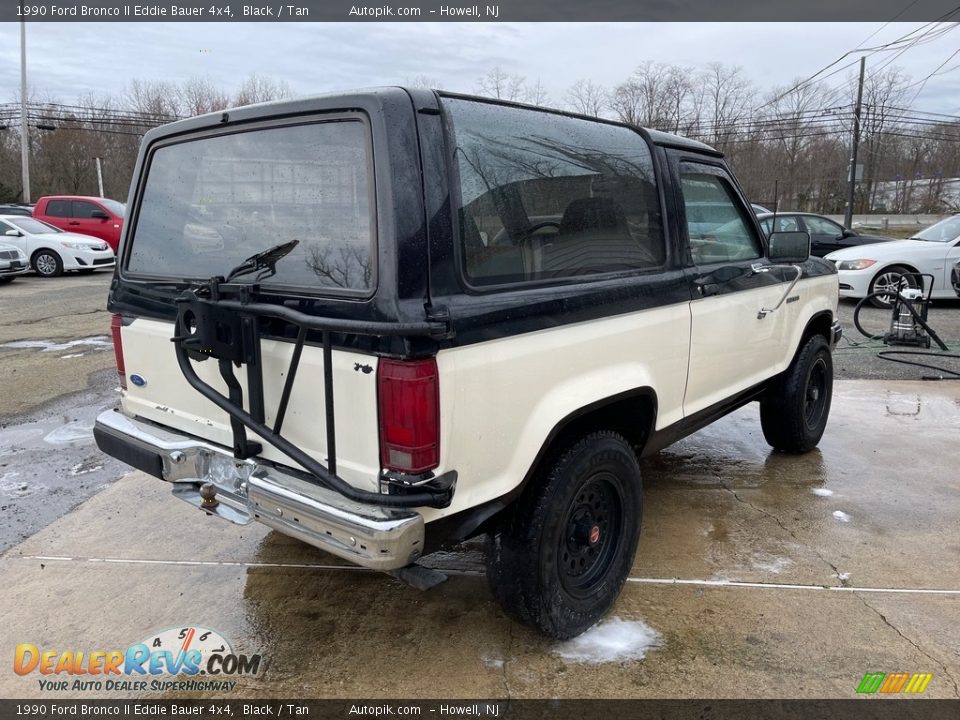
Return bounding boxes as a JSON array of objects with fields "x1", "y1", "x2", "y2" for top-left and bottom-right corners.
[{"x1": 94, "y1": 282, "x2": 456, "y2": 572}]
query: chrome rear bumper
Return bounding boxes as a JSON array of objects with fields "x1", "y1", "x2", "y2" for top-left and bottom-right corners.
[{"x1": 94, "y1": 410, "x2": 424, "y2": 571}]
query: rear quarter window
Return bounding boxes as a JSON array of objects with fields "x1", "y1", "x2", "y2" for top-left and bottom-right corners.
[
  {"x1": 443, "y1": 98, "x2": 664, "y2": 287},
  {"x1": 126, "y1": 117, "x2": 376, "y2": 295}
]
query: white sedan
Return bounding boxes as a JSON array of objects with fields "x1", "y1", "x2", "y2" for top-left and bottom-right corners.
[
  {"x1": 0, "y1": 215, "x2": 115, "y2": 277},
  {"x1": 825, "y1": 214, "x2": 960, "y2": 307}
]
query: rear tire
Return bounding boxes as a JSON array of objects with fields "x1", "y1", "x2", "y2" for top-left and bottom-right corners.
[
  {"x1": 32, "y1": 250, "x2": 63, "y2": 278},
  {"x1": 0, "y1": 277, "x2": 13, "y2": 285},
  {"x1": 486, "y1": 431, "x2": 642, "y2": 639},
  {"x1": 760, "y1": 334, "x2": 833, "y2": 453}
]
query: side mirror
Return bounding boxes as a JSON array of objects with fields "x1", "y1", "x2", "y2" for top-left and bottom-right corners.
[
  {"x1": 841, "y1": 228, "x2": 856, "y2": 238},
  {"x1": 4, "y1": 229, "x2": 21, "y2": 237},
  {"x1": 768, "y1": 231, "x2": 810, "y2": 264},
  {"x1": 90, "y1": 210, "x2": 109, "y2": 220}
]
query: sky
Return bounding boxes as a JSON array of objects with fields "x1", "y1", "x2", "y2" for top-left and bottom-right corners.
[{"x1": 0, "y1": 22, "x2": 959, "y2": 115}]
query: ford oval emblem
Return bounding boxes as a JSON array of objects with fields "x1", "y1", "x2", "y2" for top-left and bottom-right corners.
[{"x1": 130, "y1": 374, "x2": 147, "y2": 387}]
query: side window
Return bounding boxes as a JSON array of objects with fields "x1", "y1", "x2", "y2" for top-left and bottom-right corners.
[
  {"x1": 680, "y1": 168, "x2": 762, "y2": 264},
  {"x1": 444, "y1": 98, "x2": 665, "y2": 286},
  {"x1": 72, "y1": 201, "x2": 102, "y2": 218},
  {"x1": 46, "y1": 200, "x2": 70, "y2": 217},
  {"x1": 803, "y1": 216, "x2": 843, "y2": 236}
]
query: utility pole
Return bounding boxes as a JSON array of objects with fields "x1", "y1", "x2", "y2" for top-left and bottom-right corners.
[
  {"x1": 844, "y1": 56, "x2": 866, "y2": 230},
  {"x1": 19, "y1": 16, "x2": 30, "y2": 204},
  {"x1": 94, "y1": 157, "x2": 104, "y2": 198}
]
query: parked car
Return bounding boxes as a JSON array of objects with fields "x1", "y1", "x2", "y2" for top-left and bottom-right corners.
[
  {"x1": 0, "y1": 241, "x2": 29, "y2": 283},
  {"x1": 32, "y1": 195, "x2": 125, "y2": 252},
  {"x1": 952, "y1": 258, "x2": 960, "y2": 297},
  {"x1": 0, "y1": 215, "x2": 115, "y2": 277},
  {"x1": 93, "y1": 88, "x2": 841, "y2": 639},
  {"x1": 825, "y1": 214, "x2": 960, "y2": 307},
  {"x1": 751, "y1": 203, "x2": 772, "y2": 214},
  {"x1": 0, "y1": 203, "x2": 34, "y2": 216},
  {"x1": 758, "y1": 212, "x2": 895, "y2": 257}
]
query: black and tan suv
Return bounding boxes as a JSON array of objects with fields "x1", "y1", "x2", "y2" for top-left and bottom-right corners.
[{"x1": 94, "y1": 88, "x2": 841, "y2": 638}]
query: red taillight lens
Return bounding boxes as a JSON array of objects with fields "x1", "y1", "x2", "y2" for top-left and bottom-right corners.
[
  {"x1": 377, "y1": 358, "x2": 440, "y2": 474},
  {"x1": 110, "y1": 313, "x2": 127, "y2": 390}
]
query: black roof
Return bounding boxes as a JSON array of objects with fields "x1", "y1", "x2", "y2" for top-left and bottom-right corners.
[{"x1": 141, "y1": 86, "x2": 722, "y2": 158}]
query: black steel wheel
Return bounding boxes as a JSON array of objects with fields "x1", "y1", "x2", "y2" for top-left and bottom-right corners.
[
  {"x1": 486, "y1": 431, "x2": 642, "y2": 639},
  {"x1": 760, "y1": 334, "x2": 834, "y2": 453}
]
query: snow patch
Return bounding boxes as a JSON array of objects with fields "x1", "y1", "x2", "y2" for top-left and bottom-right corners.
[
  {"x1": 812, "y1": 488, "x2": 834, "y2": 497},
  {"x1": 2, "y1": 337, "x2": 111, "y2": 352},
  {"x1": 751, "y1": 555, "x2": 792, "y2": 574},
  {"x1": 70, "y1": 461, "x2": 103, "y2": 476},
  {"x1": 833, "y1": 510, "x2": 852, "y2": 523},
  {"x1": 61, "y1": 353, "x2": 85, "y2": 359},
  {"x1": 480, "y1": 655, "x2": 504, "y2": 669},
  {"x1": 553, "y1": 617, "x2": 662, "y2": 665},
  {"x1": 0, "y1": 472, "x2": 45, "y2": 498},
  {"x1": 44, "y1": 422, "x2": 94, "y2": 445}
]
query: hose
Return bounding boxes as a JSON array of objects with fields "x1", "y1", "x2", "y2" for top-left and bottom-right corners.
[{"x1": 853, "y1": 292, "x2": 960, "y2": 379}]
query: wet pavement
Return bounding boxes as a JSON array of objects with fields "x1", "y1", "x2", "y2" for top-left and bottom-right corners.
[{"x1": 1, "y1": 380, "x2": 958, "y2": 699}]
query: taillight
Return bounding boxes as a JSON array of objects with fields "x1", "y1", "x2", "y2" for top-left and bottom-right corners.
[
  {"x1": 377, "y1": 358, "x2": 439, "y2": 474},
  {"x1": 110, "y1": 313, "x2": 127, "y2": 390}
]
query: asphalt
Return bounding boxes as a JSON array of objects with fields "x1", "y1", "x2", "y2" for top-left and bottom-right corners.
[{"x1": 1, "y1": 272, "x2": 959, "y2": 700}]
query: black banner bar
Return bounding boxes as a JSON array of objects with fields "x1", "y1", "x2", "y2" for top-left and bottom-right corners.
[
  {"x1": 2, "y1": 700, "x2": 960, "y2": 720},
  {"x1": 2, "y1": 0, "x2": 960, "y2": 22}
]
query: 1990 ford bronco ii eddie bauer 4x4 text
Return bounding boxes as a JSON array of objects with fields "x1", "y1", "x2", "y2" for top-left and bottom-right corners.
[{"x1": 94, "y1": 88, "x2": 842, "y2": 639}]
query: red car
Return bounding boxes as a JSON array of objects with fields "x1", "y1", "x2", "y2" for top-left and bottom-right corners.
[{"x1": 33, "y1": 196, "x2": 125, "y2": 253}]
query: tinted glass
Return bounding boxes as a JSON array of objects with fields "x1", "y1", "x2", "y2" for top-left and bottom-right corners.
[
  {"x1": 46, "y1": 200, "x2": 70, "y2": 217},
  {"x1": 681, "y1": 170, "x2": 761, "y2": 264},
  {"x1": 444, "y1": 98, "x2": 664, "y2": 285},
  {"x1": 803, "y1": 216, "x2": 843, "y2": 235},
  {"x1": 128, "y1": 120, "x2": 375, "y2": 293},
  {"x1": 73, "y1": 201, "x2": 103, "y2": 218}
]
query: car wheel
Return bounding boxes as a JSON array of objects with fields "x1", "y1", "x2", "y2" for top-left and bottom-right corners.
[
  {"x1": 760, "y1": 334, "x2": 833, "y2": 453},
  {"x1": 868, "y1": 265, "x2": 916, "y2": 308},
  {"x1": 32, "y1": 250, "x2": 64, "y2": 278},
  {"x1": 0, "y1": 277, "x2": 13, "y2": 285},
  {"x1": 486, "y1": 431, "x2": 642, "y2": 639}
]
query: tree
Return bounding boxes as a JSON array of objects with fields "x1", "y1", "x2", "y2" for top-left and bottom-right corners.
[
  {"x1": 564, "y1": 79, "x2": 607, "y2": 117},
  {"x1": 476, "y1": 66, "x2": 527, "y2": 102}
]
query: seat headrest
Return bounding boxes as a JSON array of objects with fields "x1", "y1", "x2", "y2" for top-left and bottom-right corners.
[{"x1": 560, "y1": 197, "x2": 628, "y2": 235}]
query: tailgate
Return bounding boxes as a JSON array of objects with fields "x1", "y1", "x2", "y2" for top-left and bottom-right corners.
[{"x1": 120, "y1": 317, "x2": 382, "y2": 492}]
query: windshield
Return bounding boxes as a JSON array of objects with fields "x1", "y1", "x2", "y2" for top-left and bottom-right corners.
[
  {"x1": 911, "y1": 215, "x2": 960, "y2": 243},
  {"x1": 8, "y1": 217, "x2": 61, "y2": 234},
  {"x1": 127, "y1": 119, "x2": 375, "y2": 294},
  {"x1": 101, "y1": 199, "x2": 126, "y2": 217}
]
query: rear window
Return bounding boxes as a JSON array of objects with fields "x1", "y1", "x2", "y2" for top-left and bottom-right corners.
[
  {"x1": 127, "y1": 119, "x2": 375, "y2": 294},
  {"x1": 443, "y1": 98, "x2": 664, "y2": 287}
]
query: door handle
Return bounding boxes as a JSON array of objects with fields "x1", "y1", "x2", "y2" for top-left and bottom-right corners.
[
  {"x1": 695, "y1": 279, "x2": 720, "y2": 297},
  {"x1": 68, "y1": 221, "x2": 80, "y2": 225}
]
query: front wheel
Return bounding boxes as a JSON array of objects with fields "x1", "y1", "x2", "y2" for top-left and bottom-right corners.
[
  {"x1": 486, "y1": 431, "x2": 642, "y2": 639},
  {"x1": 760, "y1": 334, "x2": 833, "y2": 453},
  {"x1": 32, "y1": 250, "x2": 64, "y2": 278},
  {"x1": 868, "y1": 265, "x2": 915, "y2": 308}
]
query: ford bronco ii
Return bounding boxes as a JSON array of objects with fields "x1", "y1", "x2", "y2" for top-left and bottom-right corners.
[{"x1": 94, "y1": 88, "x2": 841, "y2": 639}]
